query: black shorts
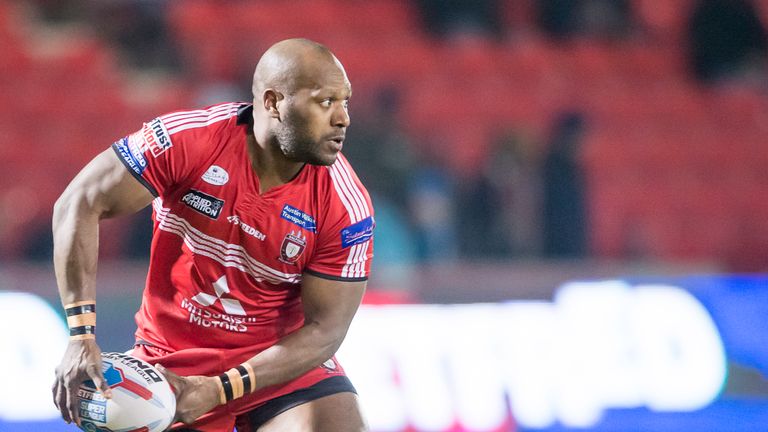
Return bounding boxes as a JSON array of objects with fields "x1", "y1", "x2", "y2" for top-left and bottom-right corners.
[
  {"x1": 234, "y1": 375, "x2": 356, "y2": 431},
  {"x1": 175, "y1": 376, "x2": 357, "y2": 432}
]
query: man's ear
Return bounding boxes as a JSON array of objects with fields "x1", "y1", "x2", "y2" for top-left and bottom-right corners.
[{"x1": 263, "y1": 89, "x2": 283, "y2": 119}]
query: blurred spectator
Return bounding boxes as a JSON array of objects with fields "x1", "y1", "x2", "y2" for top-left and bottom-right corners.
[
  {"x1": 687, "y1": 0, "x2": 768, "y2": 84},
  {"x1": 365, "y1": 198, "x2": 417, "y2": 288},
  {"x1": 536, "y1": 0, "x2": 581, "y2": 39},
  {"x1": 30, "y1": 0, "x2": 86, "y2": 22},
  {"x1": 417, "y1": 0, "x2": 503, "y2": 38},
  {"x1": 31, "y1": 0, "x2": 180, "y2": 71},
  {"x1": 580, "y1": 0, "x2": 636, "y2": 39},
  {"x1": 537, "y1": 0, "x2": 636, "y2": 40},
  {"x1": 493, "y1": 132, "x2": 544, "y2": 257},
  {"x1": 456, "y1": 132, "x2": 543, "y2": 258},
  {"x1": 456, "y1": 171, "x2": 512, "y2": 258},
  {"x1": 542, "y1": 111, "x2": 588, "y2": 258},
  {"x1": 87, "y1": 0, "x2": 179, "y2": 71},
  {"x1": 344, "y1": 87, "x2": 416, "y2": 211},
  {"x1": 408, "y1": 158, "x2": 459, "y2": 263}
]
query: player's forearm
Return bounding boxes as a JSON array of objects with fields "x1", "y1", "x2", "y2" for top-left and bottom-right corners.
[
  {"x1": 52, "y1": 191, "x2": 102, "y2": 305},
  {"x1": 245, "y1": 319, "x2": 345, "y2": 391}
]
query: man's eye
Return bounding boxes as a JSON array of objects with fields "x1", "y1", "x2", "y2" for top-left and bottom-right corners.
[{"x1": 321, "y1": 99, "x2": 332, "y2": 107}]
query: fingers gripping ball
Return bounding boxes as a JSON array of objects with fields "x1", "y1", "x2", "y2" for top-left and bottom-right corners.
[{"x1": 77, "y1": 352, "x2": 175, "y2": 432}]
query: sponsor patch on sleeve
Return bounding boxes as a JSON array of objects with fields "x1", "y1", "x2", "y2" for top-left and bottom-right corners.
[
  {"x1": 113, "y1": 136, "x2": 147, "y2": 175},
  {"x1": 281, "y1": 204, "x2": 317, "y2": 232},
  {"x1": 341, "y1": 216, "x2": 375, "y2": 248},
  {"x1": 142, "y1": 117, "x2": 172, "y2": 157}
]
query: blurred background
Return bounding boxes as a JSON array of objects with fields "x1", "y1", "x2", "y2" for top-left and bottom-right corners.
[{"x1": 1, "y1": 0, "x2": 767, "y2": 431}]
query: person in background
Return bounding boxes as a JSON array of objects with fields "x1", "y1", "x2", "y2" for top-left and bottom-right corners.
[
  {"x1": 687, "y1": 0, "x2": 768, "y2": 84},
  {"x1": 542, "y1": 111, "x2": 588, "y2": 258}
]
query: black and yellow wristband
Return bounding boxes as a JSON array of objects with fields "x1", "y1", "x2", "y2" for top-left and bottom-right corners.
[
  {"x1": 65, "y1": 301, "x2": 96, "y2": 340},
  {"x1": 218, "y1": 362, "x2": 256, "y2": 404}
]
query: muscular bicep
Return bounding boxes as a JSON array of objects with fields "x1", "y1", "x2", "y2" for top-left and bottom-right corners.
[
  {"x1": 300, "y1": 273, "x2": 366, "y2": 341},
  {"x1": 58, "y1": 148, "x2": 154, "y2": 218}
]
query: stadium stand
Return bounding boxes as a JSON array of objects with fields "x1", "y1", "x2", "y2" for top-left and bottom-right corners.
[
  {"x1": 2, "y1": 0, "x2": 767, "y2": 270},
  {"x1": 0, "y1": 2, "x2": 189, "y2": 259}
]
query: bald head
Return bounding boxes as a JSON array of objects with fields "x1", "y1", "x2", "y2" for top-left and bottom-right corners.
[
  {"x1": 253, "y1": 38, "x2": 346, "y2": 96},
  {"x1": 249, "y1": 39, "x2": 351, "y2": 167}
]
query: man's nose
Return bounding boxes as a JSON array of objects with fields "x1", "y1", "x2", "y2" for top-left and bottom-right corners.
[{"x1": 332, "y1": 104, "x2": 350, "y2": 128}]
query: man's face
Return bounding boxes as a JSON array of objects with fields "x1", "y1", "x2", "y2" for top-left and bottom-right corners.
[{"x1": 273, "y1": 64, "x2": 351, "y2": 166}]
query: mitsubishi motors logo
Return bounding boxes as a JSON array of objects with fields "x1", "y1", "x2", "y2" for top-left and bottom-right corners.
[{"x1": 191, "y1": 276, "x2": 246, "y2": 315}]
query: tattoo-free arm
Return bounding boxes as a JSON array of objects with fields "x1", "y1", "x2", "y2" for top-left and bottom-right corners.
[
  {"x1": 52, "y1": 148, "x2": 154, "y2": 425},
  {"x1": 247, "y1": 273, "x2": 366, "y2": 387}
]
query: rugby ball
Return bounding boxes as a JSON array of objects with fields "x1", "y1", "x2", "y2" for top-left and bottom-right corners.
[{"x1": 77, "y1": 352, "x2": 176, "y2": 432}]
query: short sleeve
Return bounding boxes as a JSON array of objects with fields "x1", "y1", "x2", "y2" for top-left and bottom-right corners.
[
  {"x1": 305, "y1": 157, "x2": 375, "y2": 282},
  {"x1": 111, "y1": 103, "x2": 241, "y2": 197}
]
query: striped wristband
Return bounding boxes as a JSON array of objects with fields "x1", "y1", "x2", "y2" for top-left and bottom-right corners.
[
  {"x1": 218, "y1": 363, "x2": 256, "y2": 404},
  {"x1": 65, "y1": 301, "x2": 96, "y2": 340}
]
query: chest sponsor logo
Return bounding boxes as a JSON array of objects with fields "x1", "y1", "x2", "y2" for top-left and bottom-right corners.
[
  {"x1": 280, "y1": 231, "x2": 307, "y2": 264},
  {"x1": 142, "y1": 117, "x2": 172, "y2": 157},
  {"x1": 227, "y1": 215, "x2": 266, "y2": 241},
  {"x1": 202, "y1": 165, "x2": 229, "y2": 186},
  {"x1": 114, "y1": 136, "x2": 147, "y2": 175},
  {"x1": 341, "y1": 216, "x2": 375, "y2": 248},
  {"x1": 281, "y1": 204, "x2": 317, "y2": 232},
  {"x1": 181, "y1": 189, "x2": 224, "y2": 219},
  {"x1": 180, "y1": 276, "x2": 256, "y2": 333}
]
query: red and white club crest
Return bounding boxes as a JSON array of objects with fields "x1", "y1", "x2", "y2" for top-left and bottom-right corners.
[{"x1": 280, "y1": 230, "x2": 307, "y2": 263}]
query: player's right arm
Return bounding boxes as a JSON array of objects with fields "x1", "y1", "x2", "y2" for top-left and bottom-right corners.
[{"x1": 52, "y1": 148, "x2": 154, "y2": 426}]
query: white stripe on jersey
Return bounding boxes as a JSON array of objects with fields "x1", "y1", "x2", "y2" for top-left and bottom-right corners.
[
  {"x1": 334, "y1": 163, "x2": 366, "y2": 220},
  {"x1": 159, "y1": 103, "x2": 240, "y2": 136},
  {"x1": 167, "y1": 108, "x2": 239, "y2": 135},
  {"x1": 327, "y1": 156, "x2": 372, "y2": 278},
  {"x1": 341, "y1": 244, "x2": 358, "y2": 278},
  {"x1": 161, "y1": 103, "x2": 234, "y2": 122},
  {"x1": 356, "y1": 241, "x2": 370, "y2": 277},
  {"x1": 355, "y1": 241, "x2": 371, "y2": 278},
  {"x1": 159, "y1": 103, "x2": 237, "y2": 124},
  {"x1": 161, "y1": 104, "x2": 235, "y2": 129},
  {"x1": 336, "y1": 156, "x2": 370, "y2": 219},
  {"x1": 329, "y1": 164, "x2": 362, "y2": 223},
  {"x1": 340, "y1": 239, "x2": 370, "y2": 279},
  {"x1": 152, "y1": 199, "x2": 302, "y2": 285},
  {"x1": 167, "y1": 112, "x2": 237, "y2": 135}
]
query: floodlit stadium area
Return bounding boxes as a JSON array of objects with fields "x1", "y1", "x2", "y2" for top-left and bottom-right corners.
[{"x1": 1, "y1": 1, "x2": 768, "y2": 431}]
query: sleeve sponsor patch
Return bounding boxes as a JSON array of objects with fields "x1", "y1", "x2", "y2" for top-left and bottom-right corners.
[
  {"x1": 113, "y1": 136, "x2": 147, "y2": 175},
  {"x1": 341, "y1": 216, "x2": 375, "y2": 248},
  {"x1": 281, "y1": 204, "x2": 317, "y2": 232},
  {"x1": 142, "y1": 117, "x2": 172, "y2": 157}
]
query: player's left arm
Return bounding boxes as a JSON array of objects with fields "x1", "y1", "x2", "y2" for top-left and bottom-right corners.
[
  {"x1": 246, "y1": 273, "x2": 366, "y2": 386},
  {"x1": 158, "y1": 274, "x2": 366, "y2": 425}
]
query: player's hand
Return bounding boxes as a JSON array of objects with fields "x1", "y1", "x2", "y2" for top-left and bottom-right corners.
[
  {"x1": 52, "y1": 339, "x2": 112, "y2": 425},
  {"x1": 156, "y1": 364, "x2": 221, "y2": 425}
]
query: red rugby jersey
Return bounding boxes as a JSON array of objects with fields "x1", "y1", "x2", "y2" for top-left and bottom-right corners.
[{"x1": 111, "y1": 103, "x2": 374, "y2": 369}]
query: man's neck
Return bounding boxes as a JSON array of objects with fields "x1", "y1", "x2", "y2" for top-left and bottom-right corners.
[{"x1": 246, "y1": 133, "x2": 304, "y2": 194}]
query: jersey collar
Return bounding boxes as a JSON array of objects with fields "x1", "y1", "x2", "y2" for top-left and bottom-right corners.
[{"x1": 236, "y1": 104, "x2": 254, "y2": 125}]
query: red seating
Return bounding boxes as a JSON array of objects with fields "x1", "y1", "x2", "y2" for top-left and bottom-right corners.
[
  {"x1": 0, "y1": 4, "x2": 193, "y2": 260},
  {"x1": 3, "y1": 0, "x2": 767, "y2": 265}
]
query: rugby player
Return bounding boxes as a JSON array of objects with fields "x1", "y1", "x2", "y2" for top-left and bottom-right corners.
[{"x1": 52, "y1": 38, "x2": 373, "y2": 431}]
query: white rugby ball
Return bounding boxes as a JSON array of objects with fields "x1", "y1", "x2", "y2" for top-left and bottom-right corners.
[{"x1": 77, "y1": 352, "x2": 176, "y2": 432}]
